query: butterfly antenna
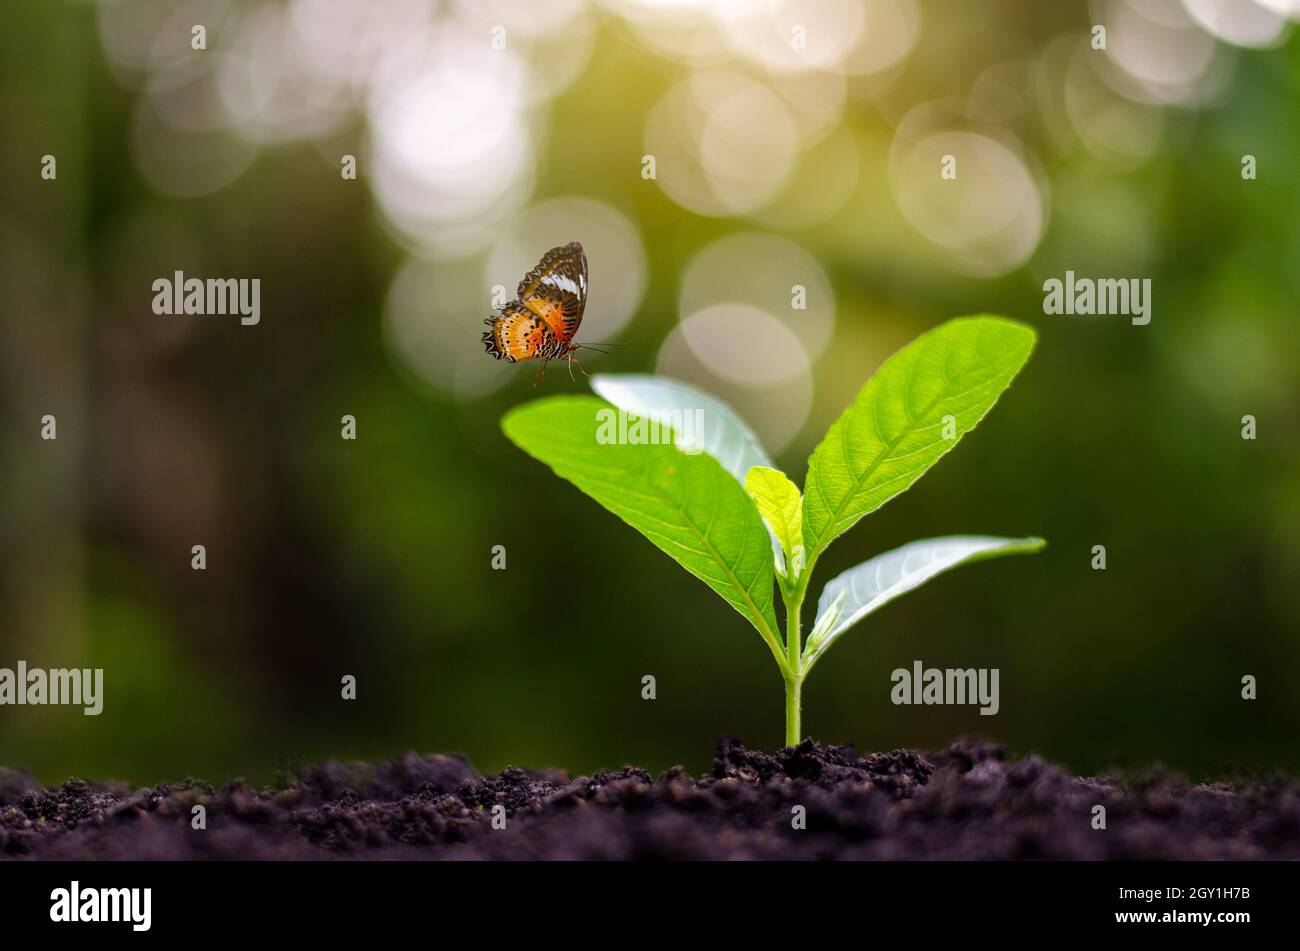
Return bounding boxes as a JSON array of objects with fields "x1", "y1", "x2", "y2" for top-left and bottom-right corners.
[{"x1": 575, "y1": 344, "x2": 611, "y2": 355}]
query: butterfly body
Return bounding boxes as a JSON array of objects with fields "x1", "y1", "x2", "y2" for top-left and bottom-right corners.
[{"x1": 483, "y1": 242, "x2": 588, "y2": 371}]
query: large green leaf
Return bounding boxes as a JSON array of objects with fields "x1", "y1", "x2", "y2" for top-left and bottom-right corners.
[
  {"x1": 502, "y1": 395, "x2": 785, "y2": 668},
  {"x1": 589, "y1": 374, "x2": 771, "y2": 483},
  {"x1": 590, "y1": 373, "x2": 787, "y2": 572},
  {"x1": 802, "y1": 535, "x2": 1044, "y2": 675},
  {"x1": 802, "y1": 317, "x2": 1035, "y2": 561}
]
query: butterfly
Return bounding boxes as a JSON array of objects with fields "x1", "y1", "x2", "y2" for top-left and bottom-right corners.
[{"x1": 482, "y1": 241, "x2": 600, "y2": 384}]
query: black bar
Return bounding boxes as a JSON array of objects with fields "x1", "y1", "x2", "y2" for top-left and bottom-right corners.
[{"x1": 0, "y1": 860, "x2": 1280, "y2": 937}]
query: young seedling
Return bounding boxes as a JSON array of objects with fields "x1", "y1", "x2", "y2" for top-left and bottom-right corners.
[{"x1": 502, "y1": 316, "x2": 1043, "y2": 745}]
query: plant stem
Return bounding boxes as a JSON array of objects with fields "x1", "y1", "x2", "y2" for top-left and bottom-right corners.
[
  {"x1": 784, "y1": 674, "x2": 801, "y2": 747},
  {"x1": 783, "y1": 589, "x2": 804, "y2": 746}
]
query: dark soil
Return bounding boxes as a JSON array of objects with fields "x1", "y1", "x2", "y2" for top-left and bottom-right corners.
[{"x1": 3, "y1": 736, "x2": 1298, "y2": 859}]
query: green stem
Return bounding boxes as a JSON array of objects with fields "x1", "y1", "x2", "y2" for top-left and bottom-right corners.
[
  {"x1": 783, "y1": 588, "x2": 805, "y2": 746},
  {"x1": 784, "y1": 674, "x2": 802, "y2": 747}
]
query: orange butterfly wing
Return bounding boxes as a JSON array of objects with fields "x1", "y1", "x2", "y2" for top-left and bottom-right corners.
[
  {"x1": 481, "y1": 302, "x2": 560, "y2": 363},
  {"x1": 483, "y1": 242, "x2": 587, "y2": 362}
]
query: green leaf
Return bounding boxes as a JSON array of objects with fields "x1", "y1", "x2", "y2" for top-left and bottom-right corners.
[
  {"x1": 802, "y1": 317, "x2": 1036, "y2": 561},
  {"x1": 589, "y1": 374, "x2": 771, "y2": 484},
  {"x1": 745, "y1": 466, "x2": 803, "y2": 576},
  {"x1": 590, "y1": 373, "x2": 786, "y2": 572},
  {"x1": 805, "y1": 589, "x2": 845, "y2": 656},
  {"x1": 802, "y1": 535, "x2": 1045, "y2": 675},
  {"x1": 502, "y1": 395, "x2": 785, "y2": 670}
]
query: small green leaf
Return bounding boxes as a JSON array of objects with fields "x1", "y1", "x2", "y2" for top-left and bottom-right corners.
[
  {"x1": 802, "y1": 317, "x2": 1035, "y2": 562},
  {"x1": 802, "y1": 535, "x2": 1045, "y2": 675},
  {"x1": 804, "y1": 589, "x2": 845, "y2": 656},
  {"x1": 502, "y1": 395, "x2": 786, "y2": 670},
  {"x1": 745, "y1": 466, "x2": 803, "y2": 576}
]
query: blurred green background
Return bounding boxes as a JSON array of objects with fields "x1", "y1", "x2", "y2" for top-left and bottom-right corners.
[{"x1": 2, "y1": 0, "x2": 1298, "y2": 786}]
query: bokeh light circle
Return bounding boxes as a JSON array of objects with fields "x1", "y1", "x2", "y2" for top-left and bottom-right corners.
[
  {"x1": 890, "y1": 111, "x2": 1046, "y2": 278},
  {"x1": 715, "y1": 0, "x2": 867, "y2": 74},
  {"x1": 679, "y1": 233, "x2": 836, "y2": 360},
  {"x1": 385, "y1": 254, "x2": 509, "y2": 400},
  {"x1": 98, "y1": 0, "x2": 236, "y2": 79},
  {"x1": 839, "y1": 0, "x2": 922, "y2": 75},
  {"x1": 656, "y1": 320, "x2": 813, "y2": 455},
  {"x1": 679, "y1": 304, "x2": 809, "y2": 386},
  {"x1": 131, "y1": 98, "x2": 257, "y2": 198},
  {"x1": 217, "y1": 1, "x2": 355, "y2": 143},
  {"x1": 749, "y1": 126, "x2": 860, "y2": 230},
  {"x1": 1065, "y1": 40, "x2": 1165, "y2": 169},
  {"x1": 289, "y1": 0, "x2": 438, "y2": 98},
  {"x1": 645, "y1": 72, "x2": 798, "y2": 217},
  {"x1": 368, "y1": 25, "x2": 532, "y2": 257},
  {"x1": 1181, "y1": 0, "x2": 1291, "y2": 47},
  {"x1": 1091, "y1": 0, "x2": 1231, "y2": 106}
]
